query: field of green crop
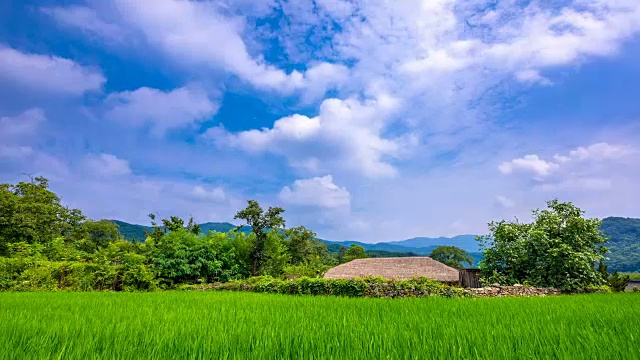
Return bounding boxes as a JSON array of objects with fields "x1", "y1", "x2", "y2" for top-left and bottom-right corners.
[{"x1": 1, "y1": 292, "x2": 639, "y2": 359}]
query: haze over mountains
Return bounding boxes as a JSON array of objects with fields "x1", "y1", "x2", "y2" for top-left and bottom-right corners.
[{"x1": 112, "y1": 217, "x2": 639, "y2": 272}]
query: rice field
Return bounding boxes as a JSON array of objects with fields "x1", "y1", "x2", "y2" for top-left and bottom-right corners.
[{"x1": 1, "y1": 292, "x2": 639, "y2": 360}]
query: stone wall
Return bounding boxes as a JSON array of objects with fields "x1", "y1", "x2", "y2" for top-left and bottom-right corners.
[{"x1": 464, "y1": 284, "x2": 561, "y2": 297}]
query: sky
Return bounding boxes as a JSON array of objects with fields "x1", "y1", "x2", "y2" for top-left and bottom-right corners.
[{"x1": 1, "y1": 0, "x2": 640, "y2": 242}]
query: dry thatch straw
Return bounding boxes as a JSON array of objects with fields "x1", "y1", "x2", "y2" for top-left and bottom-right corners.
[{"x1": 323, "y1": 257, "x2": 459, "y2": 283}]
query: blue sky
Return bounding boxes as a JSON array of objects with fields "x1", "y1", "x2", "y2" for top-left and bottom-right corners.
[{"x1": 1, "y1": 0, "x2": 640, "y2": 242}]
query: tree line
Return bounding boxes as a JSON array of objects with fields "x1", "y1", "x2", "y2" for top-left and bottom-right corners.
[
  {"x1": 0, "y1": 177, "x2": 369, "y2": 291},
  {"x1": 0, "y1": 177, "x2": 630, "y2": 292}
]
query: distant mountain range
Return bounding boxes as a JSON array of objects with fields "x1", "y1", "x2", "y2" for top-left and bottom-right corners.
[{"x1": 111, "y1": 216, "x2": 640, "y2": 272}]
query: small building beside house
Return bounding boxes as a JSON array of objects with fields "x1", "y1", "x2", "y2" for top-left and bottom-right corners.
[
  {"x1": 323, "y1": 257, "x2": 459, "y2": 284},
  {"x1": 627, "y1": 280, "x2": 640, "y2": 291}
]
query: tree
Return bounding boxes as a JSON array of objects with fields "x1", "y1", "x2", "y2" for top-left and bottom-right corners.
[
  {"x1": 234, "y1": 200, "x2": 286, "y2": 275},
  {"x1": 76, "y1": 220, "x2": 122, "y2": 252},
  {"x1": 0, "y1": 176, "x2": 85, "y2": 255},
  {"x1": 146, "y1": 214, "x2": 201, "y2": 242},
  {"x1": 343, "y1": 244, "x2": 368, "y2": 263},
  {"x1": 429, "y1": 245, "x2": 473, "y2": 269},
  {"x1": 284, "y1": 226, "x2": 316, "y2": 264},
  {"x1": 477, "y1": 199, "x2": 609, "y2": 290}
]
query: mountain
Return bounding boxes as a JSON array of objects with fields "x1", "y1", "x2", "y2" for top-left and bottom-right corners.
[
  {"x1": 600, "y1": 217, "x2": 640, "y2": 272},
  {"x1": 389, "y1": 235, "x2": 480, "y2": 252},
  {"x1": 111, "y1": 220, "x2": 249, "y2": 242},
  {"x1": 321, "y1": 239, "x2": 439, "y2": 255},
  {"x1": 111, "y1": 220, "x2": 151, "y2": 242}
]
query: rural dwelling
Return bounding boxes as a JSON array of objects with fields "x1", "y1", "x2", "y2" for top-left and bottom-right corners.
[{"x1": 323, "y1": 257, "x2": 459, "y2": 284}]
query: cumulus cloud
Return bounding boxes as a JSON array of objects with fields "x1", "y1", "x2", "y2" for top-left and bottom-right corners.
[
  {"x1": 83, "y1": 154, "x2": 132, "y2": 177},
  {"x1": 499, "y1": 155, "x2": 560, "y2": 179},
  {"x1": 192, "y1": 185, "x2": 226, "y2": 202},
  {"x1": 279, "y1": 175, "x2": 350, "y2": 208},
  {"x1": 0, "y1": 46, "x2": 105, "y2": 95},
  {"x1": 104, "y1": 86, "x2": 219, "y2": 136},
  {"x1": 501, "y1": 142, "x2": 637, "y2": 192},
  {"x1": 207, "y1": 94, "x2": 413, "y2": 177}
]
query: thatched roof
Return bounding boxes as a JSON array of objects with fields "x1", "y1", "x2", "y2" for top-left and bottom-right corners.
[{"x1": 323, "y1": 257, "x2": 459, "y2": 282}]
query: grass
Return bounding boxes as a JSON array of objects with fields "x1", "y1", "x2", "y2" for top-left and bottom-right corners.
[{"x1": 0, "y1": 292, "x2": 639, "y2": 359}]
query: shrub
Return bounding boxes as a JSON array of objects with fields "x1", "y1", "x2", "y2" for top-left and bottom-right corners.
[{"x1": 210, "y1": 276, "x2": 464, "y2": 298}]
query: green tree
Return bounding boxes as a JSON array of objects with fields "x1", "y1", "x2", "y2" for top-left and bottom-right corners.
[
  {"x1": 284, "y1": 226, "x2": 316, "y2": 264},
  {"x1": 0, "y1": 176, "x2": 85, "y2": 255},
  {"x1": 607, "y1": 272, "x2": 630, "y2": 292},
  {"x1": 234, "y1": 200, "x2": 286, "y2": 275},
  {"x1": 75, "y1": 220, "x2": 122, "y2": 252},
  {"x1": 477, "y1": 199, "x2": 609, "y2": 290},
  {"x1": 429, "y1": 245, "x2": 473, "y2": 269},
  {"x1": 343, "y1": 244, "x2": 368, "y2": 263}
]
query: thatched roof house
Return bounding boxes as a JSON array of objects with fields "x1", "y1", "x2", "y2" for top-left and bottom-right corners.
[{"x1": 323, "y1": 257, "x2": 459, "y2": 283}]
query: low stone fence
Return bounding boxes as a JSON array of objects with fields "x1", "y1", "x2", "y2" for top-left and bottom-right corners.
[{"x1": 464, "y1": 284, "x2": 561, "y2": 297}]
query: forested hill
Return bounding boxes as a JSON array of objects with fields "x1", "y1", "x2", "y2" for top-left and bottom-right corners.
[
  {"x1": 600, "y1": 217, "x2": 640, "y2": 272},
  {"x1": 111, "y1": 216, "x2": 640, "y2": 272},
  {"x1": 111, "y1": 220, "x2": 250, "y2": 242}
]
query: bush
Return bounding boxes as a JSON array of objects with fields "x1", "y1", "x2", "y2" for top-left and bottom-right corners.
[
  {"x1": 0, "y1": 259, "x2": 157, "y2": 292},
  {"x1": 209, "y1": 276, "x2": 464, "y2": 298}
]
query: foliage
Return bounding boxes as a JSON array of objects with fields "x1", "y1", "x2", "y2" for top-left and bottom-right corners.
[
  {"x1": 607, "y1": 272, "x2": 630, "y2": 292},
  {"x1": 0, "y1": 177, "x2": 85, "y2": 255},
  {"x1": 477, "y1": 199, "x2": 608, "y2": 290},
  {"x1": 148, "y1": 229, "x2": 241, "y2": 286},
  {"x1": 212, "y1": 276, "x2": 463, "y2": 298},
  {"x1": 0, "y1": 178, "x2": 341, "y2": 290},
  {"x1": 73, "y1": 220, "x2": 122, "y2": 253},
  {"x1": 234, "y1": 200, "x2": 286, "y2": 275},
  {"x1": 429, "y1": 245, "x2": 473, "y2": 269},
  {"x1": 343, "y1": 244, "x2": 368, "y2": 262},
  {"x1": 282, "y1": 263, "x2": 332, "y2": 279}
]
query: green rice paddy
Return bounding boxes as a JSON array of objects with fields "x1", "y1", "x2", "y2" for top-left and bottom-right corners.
[{"x1": 1, "y1": 292, "x2": 639, "y2": 359}]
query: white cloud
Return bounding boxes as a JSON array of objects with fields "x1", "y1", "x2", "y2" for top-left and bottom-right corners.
[
  {"x1": 501, "y1": 142, "x2": 637, "y2": 193},
  {"x1": 279, "y1": 175, "x2": 350, "y2": 208},
  {"x1": 500, "y1": 143, "x2": 636, "y2": 180},
  {"x1": 83, "y1": 154, "x2": 132, "y2": 177},
  {"x1": 499, "y1": 155, "x2": 559, "y2": 179},
  {"x1": 315, "y1": 0, "x2": 355, "y2": 18},
  {"x1": 567, "y1": 142, "x2": 633, "y2": 161},
  {"x1": 494, "y1": 195, "x2": 516, "y2": 209},
  {"x1": 42, "y1": 6, "x2": 123, "y2": 41},
  {"x1": 207, "y1": 94, "x2": 411, "y2": 177},
  {"x1": 104, "y1": 86, "x2": 219, "y2": 136},
  {"x1": 0, "y1": 46, "x2": 105, "y2": 95},
  {"x1": 192, "y1": 185, "x2": 226, "y2": 202},
  {"x1": 0, "y1": 108, "x2": 45, "y2": 138},
  {"x1": 108, "y1": 0, "x2": 346, "y2": 95},
  {"x1": 515, "y1": 69, "x2": 551, "y2": 85}
]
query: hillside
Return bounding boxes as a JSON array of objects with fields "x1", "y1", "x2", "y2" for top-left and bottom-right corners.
[
  {"x1": 388, "y1": 235, "x2": 480, "y2": 252},
  {"x1": 600, "y1": 217, "x2": 640, "y2": 272},
  {"x1": 111, "y1": 220, "x2": 250, "y2": 242}
]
